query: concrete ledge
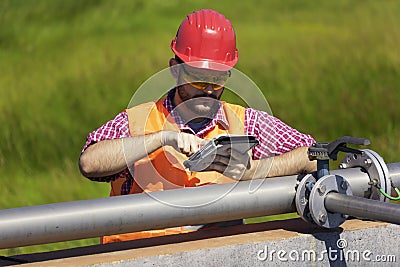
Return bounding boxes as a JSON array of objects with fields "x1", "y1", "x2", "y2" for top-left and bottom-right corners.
[{"x1": 3, "y1": 218, "x2": 399, "y2": 266}]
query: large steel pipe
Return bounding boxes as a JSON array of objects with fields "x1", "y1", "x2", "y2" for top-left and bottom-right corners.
[
  {"x1": 0, "y1": 174, "x2": 298, "y2": 249},
  {"x1": 0, "y1": 163, "x2": 397, "y2": 249},
  {"x1": 325, "y1": 192, "x2": 400, "y2": 224}
]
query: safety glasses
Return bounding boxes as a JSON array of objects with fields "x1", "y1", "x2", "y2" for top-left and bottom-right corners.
[{"x1": 180, "y1": 66, "x2": 231, "y2": 91}]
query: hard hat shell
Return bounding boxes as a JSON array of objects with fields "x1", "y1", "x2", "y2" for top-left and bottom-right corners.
[{"x1": 171, "y1": 9, "x2": 238, "y2": 71}]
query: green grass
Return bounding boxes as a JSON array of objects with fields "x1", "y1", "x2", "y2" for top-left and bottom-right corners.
[{"x1": 1, "y1": 0, "x2": 400, "y2": 256}]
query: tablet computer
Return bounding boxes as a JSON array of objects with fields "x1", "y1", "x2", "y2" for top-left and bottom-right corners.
[{"x1": 183, "y1": 134, "x2": 259, "y2": 172}]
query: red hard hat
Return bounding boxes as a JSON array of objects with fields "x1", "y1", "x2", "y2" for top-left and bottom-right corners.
[{"x1": 171, "y1": 9, "x2": 238, "y2": 71}]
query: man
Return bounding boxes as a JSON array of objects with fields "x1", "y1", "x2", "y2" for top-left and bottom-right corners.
[{"x1": 79, "y1": 9, "x2": 316, "y2": 243}]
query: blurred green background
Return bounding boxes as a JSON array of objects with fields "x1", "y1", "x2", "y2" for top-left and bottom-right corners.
[{"x1": 1, "y1": 0, "x2": 399, "y2": 256}]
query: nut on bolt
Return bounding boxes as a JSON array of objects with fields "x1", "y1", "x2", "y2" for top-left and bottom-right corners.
[
  {"x1": 341, "y1": 181, "x2": 348, "y2": 190},
  {"x1": 300, "y1": 197, "x2": 308, "y2": 205},
  {"x1": 319, "y1": 212, "x2": 327, "y2": 223},
  {"x1": 364, "y1": 158, "x2": 372, "y2": 166},
  {"x1": 318, "y1": 185, "x2": 326, "y2": 195}
]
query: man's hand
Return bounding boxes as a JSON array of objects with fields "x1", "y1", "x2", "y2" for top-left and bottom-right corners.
[
  {"x1": 161, "y1": 131, "x2": 206, "y2": 157},
  {"x1": 204, "y1": 147, "x2": 251, "y2": 180}
]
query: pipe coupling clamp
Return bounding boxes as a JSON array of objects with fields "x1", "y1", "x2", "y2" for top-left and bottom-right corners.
[{"x1": 296, "y1": 174, "x2": 353, "y2": 228}]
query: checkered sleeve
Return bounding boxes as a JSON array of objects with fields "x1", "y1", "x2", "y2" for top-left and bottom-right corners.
[
  {"x1": 81, "y1": 111, "x2": 132, "y2": 183},
  {"x1": 245, "y1": 108, "x2": 315, "y2": 159}
]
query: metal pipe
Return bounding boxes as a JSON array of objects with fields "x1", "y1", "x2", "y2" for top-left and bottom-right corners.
[
  {"x1": 388, "y1": 162, "x2": 400, "y2": 188},
  {"x1": 0, "y1": 164, "x2": 391, "y2": 249},
  {"x1": 325, "y1": 192, "x2": 400, "y2": 225},
  {"x1": 331, "y1": 167, "x2": 371, "y2": 198},
  {"x1": 0, "y1": 174, "x2": 298, "y2": 249}
]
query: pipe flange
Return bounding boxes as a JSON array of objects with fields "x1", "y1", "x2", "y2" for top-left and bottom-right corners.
[
  {"x1": 295, "y1": 174, "x2": 316, "y2": 224},
  {"x1": 340, "y1": 149, "x2": 390, "y2": 202},
  {"x1": 309, "y1": 174, "x2": 352, "y2": 228}
]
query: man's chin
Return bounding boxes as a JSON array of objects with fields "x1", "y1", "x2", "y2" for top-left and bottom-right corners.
[
  {"x1": 191, "y1": 106, "x2": 213, "y2": 117},
  {"x1": 177, "y1": 98, "x2": 220, "y2": 121}
]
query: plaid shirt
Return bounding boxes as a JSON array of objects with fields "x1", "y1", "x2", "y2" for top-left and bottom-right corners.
[{"x1": 82, "y1": 89, "x2": 315, "y2": 194}]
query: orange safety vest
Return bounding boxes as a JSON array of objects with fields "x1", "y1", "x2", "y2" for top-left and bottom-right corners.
[{"x1": 101, "y1": 98, "x2": 246, "y2": 243}]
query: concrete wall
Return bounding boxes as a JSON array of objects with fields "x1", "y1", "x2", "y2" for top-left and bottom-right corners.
[{"x1": 3, "y1": 218, "x2": 399, "y2": 267}]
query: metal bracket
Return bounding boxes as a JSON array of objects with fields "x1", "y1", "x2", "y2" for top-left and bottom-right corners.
[
  {"x1": 308, "y1": 136, "x2": 370, "y2": 180},
  {"x1": 339, "y1": 149, "x2": 390, "y2": 202},
  {"x1": 308, "y1": 174, "x2": 352, "y2": 228}
]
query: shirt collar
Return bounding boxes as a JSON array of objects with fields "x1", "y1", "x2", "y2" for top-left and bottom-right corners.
[{"x1": 163, "y1": 88, "x2": 229, "y2": 135}]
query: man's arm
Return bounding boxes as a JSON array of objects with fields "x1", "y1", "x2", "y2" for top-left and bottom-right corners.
[
  {"x1": 79, "y1": 133, "x2": 160, "y2": 178},
  {"x1": 205, "y1": 146, "x2": 316, "y2": 180},
  {"x1": 245, "y1": 146, "x2": 317, "y2": 179},
  {"x1": 79, "y1": 131, "x2": 205, "y2": 178}
]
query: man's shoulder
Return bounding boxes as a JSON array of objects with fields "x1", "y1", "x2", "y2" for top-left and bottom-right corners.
[
  {"x1": 222, "y1": 103, "x2": 272, "y2": 118},
  {"x1": 244, "y1": 107, "x2": 272, "y2": 117},
  {"x1": 125, "y1": 99, "x2": 166, "y2": 115},
  {"x1": 125, "y1": 101, "x2": 157, "y2": 111}
]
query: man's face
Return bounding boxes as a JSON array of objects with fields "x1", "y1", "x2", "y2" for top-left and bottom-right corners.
[{"x1": 173, "y1": 63, "x2": 230, "y2": 121}]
